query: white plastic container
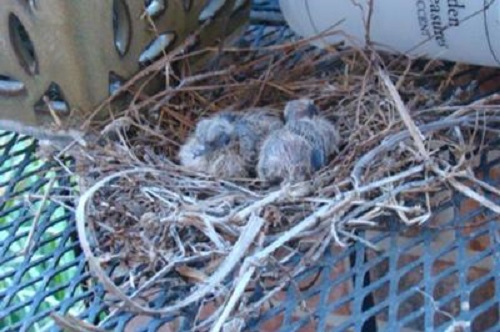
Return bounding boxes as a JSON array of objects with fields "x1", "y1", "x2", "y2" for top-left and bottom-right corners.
[{"x1": 279, "y1": 0, "x2": 500, "y2": 67}]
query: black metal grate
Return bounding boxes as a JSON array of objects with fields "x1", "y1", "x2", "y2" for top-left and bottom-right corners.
[
  {"x1": 244, "y1": 158, "x2": 500, "y2": 332},
  {"x1": 1, "y1": 1, "x2": 500, "y2": 331}
]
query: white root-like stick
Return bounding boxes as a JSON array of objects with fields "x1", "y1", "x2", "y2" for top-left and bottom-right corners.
[
  {"x1": 378, "y1": 67, "x2": 429, "y2": 160},
  {"x1": 447, "y1": 177, "x2": 500, "y2": 214},
  {"x1": 231, "y1": 185, "x2": 289, "y2": 222},
  {"x1": 311, "y1": 233, "x2": 333, "y2": 261},
  {"x1": 431, "y1": 165, "x2": 500, "y2": 214},
  {"x1": 201, "y1": 215, "x2": 228, "y2": 250},
  {"x1": 331, "y1": 222, "x2": 347, "y2": 247},
  {"x1": 253, "y1": 194, "x2": 353, "y2": 261},
  {"x1": 172, "y1": 205, "x2": 229, "y2": 249},
  {"x1": 211, "y1": 258, "x2": 257, "y2": 332},
  {"x1": 351, "y1": 118, "x2": 471, "y2": 183},
  {"x1": 51, "y1": 312, "x2": 105, "y2": 332},
  {"x1": 346, "y1": 207, "x2": 383, "y2": 227},
  {"x1": 374, "y1": 203, "x2": 422, "y2": 213},
  {"x1": 181, "y1": 211, "x2": 239, "y2": 237},
  {"x1": 445, "y1": 92, "x2": 500, "y2": 120},
  {"x1": 200, "y1": 213, "x2": 265, "y2": 329},
  {"x1": 346, "y1": 219, "x2": 378, "y2": 227},
  {"x1": 338, "y1": 230, "x2": 380, "y2": 251},
  {"x1": 462, "y1": 173, "x2": 500, "y2": 198},
  {"x1": 302, "y1": 173, "x2": 434, "y2": 238},
  {"x1": 357, "y1": 165, "x2": 425, "y2": 193}
]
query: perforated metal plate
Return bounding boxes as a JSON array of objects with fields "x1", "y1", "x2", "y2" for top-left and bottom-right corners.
[
  {"x1": 1, "y1": 1, "x2": 500, "y2": 331},
  {"x1": 0, "y1": 0, "x2": 250, "y2": 137}
]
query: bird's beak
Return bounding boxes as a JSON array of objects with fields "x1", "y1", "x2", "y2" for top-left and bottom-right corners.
[{"x1": 193, "y1": 146, "x2": 208, "y2": 158}]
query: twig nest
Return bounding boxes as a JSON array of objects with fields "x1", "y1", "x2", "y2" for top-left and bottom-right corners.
[{"x1": 65, "y1": 31, "x2": 500, "y2": 331}]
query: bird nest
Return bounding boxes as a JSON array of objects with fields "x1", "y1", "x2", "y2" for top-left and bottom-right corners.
[{"x1": 46, "y1": 29, "x2": 500, "y2": 330}]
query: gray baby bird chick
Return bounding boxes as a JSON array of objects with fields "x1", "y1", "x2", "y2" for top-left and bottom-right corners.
[
  {"x1": 257, "y1": 129, "x2": 315, "y2": 184},
  {"x1": 284, "y1": 99, "x2": 340, "y2": 170},
  {"x1": 178, "y1": 135, "x2": 249, "y2": 178},
  {"x1": 178, "y1": 111, "x2": 249, "y2": 178}
]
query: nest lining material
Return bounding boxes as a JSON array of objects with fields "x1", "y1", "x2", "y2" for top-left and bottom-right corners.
[{"x1": 46, "y1": 29, "x2": 500, "y2": 331}]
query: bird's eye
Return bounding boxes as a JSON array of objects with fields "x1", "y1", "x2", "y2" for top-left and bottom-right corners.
[
  {"x1": 310, "y1": 148, "x2": 325, "y2": 171},
  {"x1": 217, "y1": 133, "x2": 230, "y2": 147},
  {"x1": 306, "y1": 104, "x2": 319, "y2": 116}
]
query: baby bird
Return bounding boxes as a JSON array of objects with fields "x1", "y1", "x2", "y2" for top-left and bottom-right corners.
[
  {"x1": 284, "y1": 99, "x2": 340, "y2": 170},
  {"x1": 178, "y1": 134, "x2": 249, "y2": 178},
  {"x1": 257, "y1": 99, "x2": 341, "y2": 184},
  {"x1": 257, "y1": 129, "x2": 315, "y2": 184}
]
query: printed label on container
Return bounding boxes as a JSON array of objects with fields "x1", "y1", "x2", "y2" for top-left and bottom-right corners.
[{"x1": 279, "y1": 0, "x2": 500, "y2": 67}]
